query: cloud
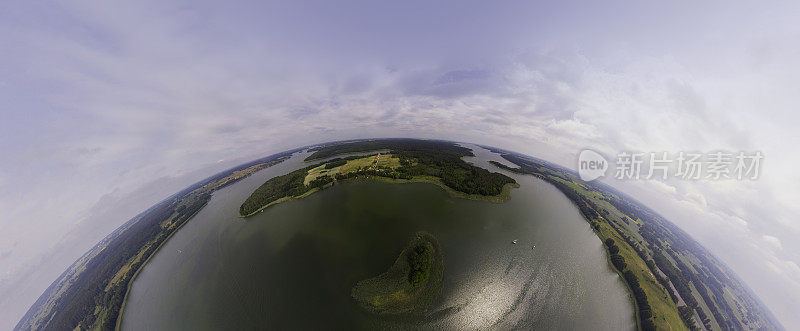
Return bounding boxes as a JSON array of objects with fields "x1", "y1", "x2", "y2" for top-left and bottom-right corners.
[
  {"x1": 762, "y1": 235, "x2": 783, "y2": 251},
  {"x1": 2, "y1": 0, "x2": 800, "y2": 329}
]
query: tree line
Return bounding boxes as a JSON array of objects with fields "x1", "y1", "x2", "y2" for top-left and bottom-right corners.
[
  {"x1": 604, "y1": 238, "x2": 656, "y2": 331},
  {"x1": 17, "y1": 151, "x2": 293, "y2": 330},
  {"x1": 239, "y1": 167, "x2": 311, "y2": 216},
  {"x1": 408, "y1": 243, "x2": 433, "y2": 287},
  {"x1": 313, "y1": 139, "x2": 517, "y2": 196}
]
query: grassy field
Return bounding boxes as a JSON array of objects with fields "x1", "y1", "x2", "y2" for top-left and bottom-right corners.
[
  {"x1": 489, "y1": 152, "x2": 783, "y2": 331},
  {"x1": 539, "y1": 174, "x2": 686, "y2": 329},
  {"x1": 243, "y1": 142, "x2": 519, "y2": 218},
  {"x1": 304, "y1": 154, "x2": 401, "y2": 185}
]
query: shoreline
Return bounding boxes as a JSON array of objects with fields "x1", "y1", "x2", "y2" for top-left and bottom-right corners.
[
  {"x1": 239, "y1": 176, "x2": 519, "y2": 218},
  {"x1": 599, "y1": 233, "x2": 642, "y2": 331},
  {"x1": 238, "y1": 186, "x2": 322, "y2": 218},
  {"x1": 115, "y1": 201, "x2": 207, "y2": 331},
  {"x1": 351, "y1": 231, "x2": 444, "y2": 314}
]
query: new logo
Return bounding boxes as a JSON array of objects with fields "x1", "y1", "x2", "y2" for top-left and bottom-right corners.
[{"x1": 578, "y1": 149, "x2": 608, "y2": 181}]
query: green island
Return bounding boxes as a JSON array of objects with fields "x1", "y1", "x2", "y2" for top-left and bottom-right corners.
[
  {"x1": 351, "y1": 231, "x2": 444, "y2": 315},
  {"x1": 239, "y1": 139, "x2": 519, "y2": 217},
  {"x1": 486, "y1": 149, "x2": 783, "y2": 331},
  {"x1": 15, "y1": 149, "x2": 299, "y2": 331},
  {"x1": 16, "y1": 139, "x2": 782, "y2": 331}
]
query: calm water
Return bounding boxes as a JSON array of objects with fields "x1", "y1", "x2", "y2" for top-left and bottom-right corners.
[{"x1": 121, "y1": 146, "x2": 635, "y2": 330}]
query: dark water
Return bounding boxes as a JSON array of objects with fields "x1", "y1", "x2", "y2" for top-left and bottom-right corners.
[{"x1": 120, "y1": 146, "x2": 635, "y2": 330}]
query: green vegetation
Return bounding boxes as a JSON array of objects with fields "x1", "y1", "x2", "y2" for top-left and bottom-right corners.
[
  {"x1": 240, "y1": 139, "x2": 518, "y2": 217},
  {"x1": 15, "y1": 150, "x2": 298, "y2": 331},
  {"x1": 602, "y1": 238, "x2": 657, "y2": 330},
  {"x1": 489, "y1": 153, "x2": 783, "y2": 331},
  {"x1": 238, "y1": 154, "x2": 392, "y2": 217},
  {"x1": 239, "y1": 166, "x2": 314, "y2": 217},
  {"x1": 351, "y1": 231, "x2": 443, "y2": 315},
  {"x1": 22, "y1": 139, "x2": 777, "y2": 331},
  {"x1": 407, "y1": 241, "x2": 433, "y2": 287},
  {"x1": 309, "y1": 139, "x2": 516, "y2": 196},
  {"x1": 324, "y1": 158, "x2": 347, "y2": 169},
  {"x1": 305, "y1": 140, "x2": 398, "y2": 160}
]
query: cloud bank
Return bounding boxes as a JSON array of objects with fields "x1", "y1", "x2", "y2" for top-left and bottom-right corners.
[{"x1": 1, "y1": 0, "x2": 799, "y2": 328}]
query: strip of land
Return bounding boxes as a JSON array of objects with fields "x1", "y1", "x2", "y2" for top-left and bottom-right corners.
[
  {"x1": 486, "y1": 149, "x2": 783, "y2": 331},
  {"x1": 15, "y1": 150, "x2": 298, "y2": 331},
  {"x1": 239, "y1": 139, "x2": 518, "y2": 218}
]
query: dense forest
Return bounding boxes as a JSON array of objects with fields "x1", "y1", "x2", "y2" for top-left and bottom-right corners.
[
  {"x1": 241, "y1": 139, "x2": 516, "y2": 218},
  {"x1": 239, "y1": 166, "x2": 313, "y2": 217},
  {"x1": 304, "y1": 139, "x2": 423, "y2": 161},
  {"x1": 407, "y1": 242, "x2": 433, "y2": 287},
  {"x1": 16, "y1": 150, "x2": 298, "y2": 330},
  {"x1": 313, "y1": 139, "x2": 517, "y2": 195},
  {"x1": 21, "y1": 140, "x2": 779, "y2": 330}
]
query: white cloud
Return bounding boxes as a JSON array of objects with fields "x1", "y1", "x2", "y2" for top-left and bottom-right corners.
[
  {"x1": 762, "y1": 235, "x2": 783, "y2": 251},
  {"x1": 2, "y1": 0, "x2": 800, "y2": 329}
]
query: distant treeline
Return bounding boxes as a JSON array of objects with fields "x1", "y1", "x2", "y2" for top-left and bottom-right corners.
[
  {"x1": 304, "y1": 139, "x2": 426, "y2": 161},
  {"x1": 491, "y1": 156, "x2": 670, "y2": 330},
  {"x1": 490, "y1": 151, "x2": 784, "y2": 331},
  {"x1": 311, "y1": 139, "x2": 516, "y2": 196},
  {"x1": 239, "y1": 166, "x2": 311, "y2": 216},
  {"x1": 324, "y1": 158, "x2": 347, "y2": 169},
  {"x1": 238, "y1": 156, "x2": 360, "y2": 216},
  {"x1": 392, "y1": 144, "x2": 515, "y2": 196},
  {"x1": 16, "y1": 150, "x2": 295, "y2": 330},
  {"x1": 605, "y1": 238, "x2": 656, "y2": 331},
  {"x1": 241, "y1": 140, "x2": 516, "y2": 217}
]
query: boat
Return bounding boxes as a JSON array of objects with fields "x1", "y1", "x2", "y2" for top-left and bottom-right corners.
[{"x1": 512, "y1": 239, "x2": 518, "y2": 244}]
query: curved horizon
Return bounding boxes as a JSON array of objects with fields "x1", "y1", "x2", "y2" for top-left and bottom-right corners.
[{"x1": 2, "y1": 1, "x2": 800, "y2": 329}]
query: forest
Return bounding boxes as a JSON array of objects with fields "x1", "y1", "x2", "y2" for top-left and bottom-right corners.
[
  {"x1": 241, "y1": 140, "x2": 517, "y2": 217},
  {"x1": 313, "y1": 139, "x2": 517, "y2": 196},
  {"x1": 407, "y1": 242, "x2": 433, "y2": 287},
  {"x1": 16, "y1": 150, "x2": 297, "y2": 330},
  {"x1": 239, "y1": 166, "x2": 313, "y2": 217}
]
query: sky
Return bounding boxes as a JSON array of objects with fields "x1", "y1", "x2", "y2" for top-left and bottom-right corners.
[{"x1": 1, "y1": 0, "x2": 799, "y2": 329}]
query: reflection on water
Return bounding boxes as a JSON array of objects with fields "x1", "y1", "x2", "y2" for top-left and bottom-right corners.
[{"x1": 121, "y1": 146, "x2": 635, "y2": 330}]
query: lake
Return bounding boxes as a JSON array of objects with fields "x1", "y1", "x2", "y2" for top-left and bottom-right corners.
[{"x1": 120, "y1": 145, "x2": 635, "y2": 330}]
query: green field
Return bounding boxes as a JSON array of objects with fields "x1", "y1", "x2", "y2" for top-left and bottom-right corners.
[
  {"x1": 488, "y1": 152, "x2": 783, "y2": 331},
  {"x1": 241, "y1": 140, "x2": 518, "y2": 218},
  {"x1": 304, "y1": 153, "x2": 401, "y2": 185},
  {"x1": 20, "y1": 139, "x2": 780, "y2": 331}
]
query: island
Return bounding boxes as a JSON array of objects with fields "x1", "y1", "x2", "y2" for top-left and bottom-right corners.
[
  {"x1": 239, "y1": 139, "x2": 519, "y2": 217},
  {"x1": 351, "y1": 231, "x2": 444, "y2": 314},
  {"x1": 16, "y1": 139, "x2": 782, "y2": 331}
]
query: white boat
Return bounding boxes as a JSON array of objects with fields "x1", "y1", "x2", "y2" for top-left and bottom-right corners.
[{"x1": 512, "y1": 239, "x2": 518, "y2": 244}]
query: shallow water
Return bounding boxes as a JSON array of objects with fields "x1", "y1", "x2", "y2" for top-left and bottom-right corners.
[{"x1": 121, "y1": 146, "x2": 635, "y2": 330}]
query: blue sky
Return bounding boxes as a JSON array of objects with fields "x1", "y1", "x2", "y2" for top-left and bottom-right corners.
[{"x1": 2, "y1": 0, "x2": 800, "y2": 328}]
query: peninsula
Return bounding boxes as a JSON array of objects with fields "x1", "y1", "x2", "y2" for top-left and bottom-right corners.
[{"x1": 239, "y1": 139, "x2": 518, "y2": 218}]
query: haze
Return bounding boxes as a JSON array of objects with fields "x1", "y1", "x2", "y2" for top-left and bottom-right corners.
[{"x1": 1, "y1": 1, "x2": 799, "y2": 329}]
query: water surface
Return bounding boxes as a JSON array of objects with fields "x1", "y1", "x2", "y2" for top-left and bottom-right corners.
[{"x1": 121, "y1": 146, "x2": 635, "y2": 330}]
